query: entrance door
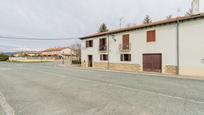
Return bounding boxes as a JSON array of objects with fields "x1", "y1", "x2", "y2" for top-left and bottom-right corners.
[
  {"x1": 88, "y1": 55, "x2": 93, "y2": 67},
  {"x1": 143, "y1": 54, "x2": 162, "y2": 72}
]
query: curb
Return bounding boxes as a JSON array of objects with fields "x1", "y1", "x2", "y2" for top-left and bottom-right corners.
[{"x1": 58, "y1": 64, "x2": 204, "y2": 81}]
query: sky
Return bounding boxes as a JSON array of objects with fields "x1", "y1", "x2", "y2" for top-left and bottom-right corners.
[{"x1": 0, "y1": 0, "x2": 203, "y2": 52}]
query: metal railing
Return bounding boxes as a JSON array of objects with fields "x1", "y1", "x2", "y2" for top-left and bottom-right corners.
[
  {"x1": 119, "y1": 43, "x2": 131, "y2": 52},
  {"x1": 99, "y1": 45, "x2": 107, "y2": 52}
]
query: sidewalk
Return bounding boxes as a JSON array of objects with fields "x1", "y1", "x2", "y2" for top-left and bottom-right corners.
[{"x1": 58, "y1": 64, "x2": 204, "y2": 81}]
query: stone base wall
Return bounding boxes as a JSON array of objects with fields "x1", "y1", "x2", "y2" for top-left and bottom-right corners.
[
  {"x1": 94, "y1": 62, "x2": 141, "y2": 72},
  {"x1": 165, "y1": 65, "x2": 177, "y2": 75},
  {"x1": 81, "y1": 62, "x2": 86, "y2": 68},
  {"x1": 109, "y1": 63, "x2": 141, "y2": 72},
  {"x1": 83, "y1": 62, "x2": 179, "y2": 75},
  {"x1": 94, "y1": 62, "x2": 108, "y2": 69}
]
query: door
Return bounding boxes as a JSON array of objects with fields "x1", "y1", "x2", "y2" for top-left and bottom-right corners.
[
  {"x1": 143, "y1": 54, "x2": 162, "y2": 72},
  {"x1": 88, "y1": 55, "x2": 93, "y2": 67}
]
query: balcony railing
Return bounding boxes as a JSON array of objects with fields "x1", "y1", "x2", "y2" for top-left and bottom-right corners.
[
  {"x1": 99, "y1": 45, "x2": 107, "y2": 52},
  {"x1": 119, "y1": 44, "x2": 131, "y2": 52}
]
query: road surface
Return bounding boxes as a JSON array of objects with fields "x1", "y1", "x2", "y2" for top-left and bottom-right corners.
[{"x1": 0, "y1": 62, "x2": 204, "y2": 115}]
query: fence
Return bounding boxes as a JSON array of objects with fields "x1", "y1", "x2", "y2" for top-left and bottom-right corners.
[{"x1": 9, "y1": 57, "x2": 60, "y2": 62}]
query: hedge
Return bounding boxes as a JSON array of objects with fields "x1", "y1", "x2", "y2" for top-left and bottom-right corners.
[{"x1": 0, "y1": 54, "x2": 9, "y2": 61}]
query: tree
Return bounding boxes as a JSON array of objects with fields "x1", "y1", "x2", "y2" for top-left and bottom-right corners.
[
  {"x1": 166, "y1": 15, "x2": 172, "y2": 20},
  {"x1": 98, "y1": 23, "x2": 108, "y2": 33},
  {"x1": 186, "y1": 8, "x2": 193, "y2": 16},
  {"x1": 143, "y1": 15, "x2": 152, "y2": 24},
  {"x1": 70, "y1": 43, "x2": 81, "y2": 61},
  {"x1": 0, "y1": 54, "x2": 9, "y2": 61}
]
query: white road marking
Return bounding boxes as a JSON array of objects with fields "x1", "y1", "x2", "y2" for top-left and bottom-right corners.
[{"x1": 0, "y1": 91, "x2": 15, "y2": 115}]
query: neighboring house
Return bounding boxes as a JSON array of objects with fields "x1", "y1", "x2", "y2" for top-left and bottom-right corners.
[
  {"x1": 14, "y1": 52, "x2": 40, "y2": 57},
  {"x1": 41, "y1": 47, "x2": 77, "y2": 60},
  {"x1": 80, "y1": 13, "x2": 204, "y2": 77},
  {"x1": 27, "y1": 52, "x2": 41, "y2": 57}
]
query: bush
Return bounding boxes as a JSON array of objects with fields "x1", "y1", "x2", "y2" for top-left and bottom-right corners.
[
  {"x1": 0, "y1": 54, "x2": 9, "y2": 61},
  {"x1": 72, "y1": 60, "x2": 81, "y2": 64}
]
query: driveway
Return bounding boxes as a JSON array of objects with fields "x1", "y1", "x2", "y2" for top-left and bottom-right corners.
[{"x1": 0, "y1": 62, "x2": 204, "y2": 115}]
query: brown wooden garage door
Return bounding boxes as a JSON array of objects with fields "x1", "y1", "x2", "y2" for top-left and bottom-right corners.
[{"x1": 143, "y1": 54, "x2": 162, "y2": 73}]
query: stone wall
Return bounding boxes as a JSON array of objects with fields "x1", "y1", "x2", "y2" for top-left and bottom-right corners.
[
  {"x1": 165, "y1": 65, "x2": 177, "y2": 75},
  {"x1": 94, "y1": 62, "x2": 141, "y2": 72},
  {"x1": 83, "y1": 62, "x2": 179, "y2": 75},
  {"x1": 94, "y1": 62, "x2": 108, "y2": 69},
  {"x1": 81, "y1": 62, "x2": 86, "y2": 68}
]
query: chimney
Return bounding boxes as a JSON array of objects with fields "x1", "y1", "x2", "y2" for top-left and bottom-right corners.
[{"x1": 192, "y1": 0, "x2": 200, "y2": 14}]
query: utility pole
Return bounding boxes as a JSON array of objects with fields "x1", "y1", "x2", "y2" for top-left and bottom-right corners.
[
  {"x1": 107, "y1": 34, "x2": 110, "y2": 70},
  {"x1": 62, "y1": 52, "x2": 65, "y2": 64},
  {"x1": 176, "y1": 8, "x2": 181, "y2": 75}
]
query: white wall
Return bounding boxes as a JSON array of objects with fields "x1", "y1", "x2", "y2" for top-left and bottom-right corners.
[
  {"x1": 81, "y1": 18, "x2": 204, "y2": 76},
  {"x1": 81, "y1": 24, "x2": 178, "y2": 72},
  {"x1": 179, "y1": 19, "x2": 204, "y2": 76},
  {"x1": 61, "y1": 48, "x2": 74, "y2": 55}
]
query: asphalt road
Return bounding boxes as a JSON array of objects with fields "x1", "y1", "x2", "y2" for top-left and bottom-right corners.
[{"x1": 0, "y1": 62, "x2": 204, "y2": 115}]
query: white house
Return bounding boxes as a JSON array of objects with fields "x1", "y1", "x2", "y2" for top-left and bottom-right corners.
[
  {"x1": 41, "y1": 47, "x2": 77, "y2": 60},
  {"x1": 80, "y1": 12, "x2": 204, "y2": 77}
]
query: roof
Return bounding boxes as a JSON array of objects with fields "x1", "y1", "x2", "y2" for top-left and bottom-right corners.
[
  {"x1": 16, "y1": 51, "x2": 40, "y2": 54},
  {"x1": 42, "y1": 47, "x2": 70, "y2": 52},
  {"x1": 80, "y1": 13, "x2": 204, "y2": 40}
]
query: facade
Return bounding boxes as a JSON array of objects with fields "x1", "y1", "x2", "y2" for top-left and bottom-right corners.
[
  {"x1": 14, "y1": 52, "x2": 41, "y2": 57},
  {"x1": 41, "y1": 47, "x2": 78, "y2": 62},
  {"x1": 80, "y1": 13, "x2": 204, "y2": 77},
  {"x1": 41, "y1": 47, "x2": 75, "y2": 57}
]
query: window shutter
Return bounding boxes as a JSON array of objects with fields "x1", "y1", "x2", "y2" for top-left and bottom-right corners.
[
  {"x1": 120, "y1": 54, "x2": 123, "y2": 61},
  {"x1": 128, "y1": 54, "x2": 131, "y2": 61},
  {"x1": 123, "y1": 34, "x2": 129, "y2": 45},
  {"x1": 86, "y1": 41, "x2": 88, "y2": 48},
  {"x1": 100, "y1": 55, "x2": 102, "y2": 60},
  {"x1": 147, "y1": 30, "x2": 156, "y2": 42}
]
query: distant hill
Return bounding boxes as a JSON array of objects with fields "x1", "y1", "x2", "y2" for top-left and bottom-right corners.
[{"x1": 2, "y1": 52, "x2": 18, "y2": 56}]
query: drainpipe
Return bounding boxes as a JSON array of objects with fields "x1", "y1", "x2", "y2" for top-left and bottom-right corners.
[
  {"x1": 107, "y1": 34, "x2": 110, "y2": 70},
  {"x1": 176, "y1": 20, "x2": 180, "y2": 75}
]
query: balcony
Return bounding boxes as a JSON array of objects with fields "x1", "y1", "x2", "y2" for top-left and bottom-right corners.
[
  {"x1": 119, "y1": 44, "x2": 131, "y2": 52},
  {"x1": 99, "y1": 45, "x2": 107, "y2": 52}
]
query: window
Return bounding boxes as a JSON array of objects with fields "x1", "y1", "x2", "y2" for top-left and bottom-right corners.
[
  {"x1": 147, "y1": 30, "x2": 156, "y2": 42},
  {"x1": 86, "y1": 40, "x2": 93, "y2": 48},
  {"x1": 120, "y1": 54, "x2": 131, "y2": 61},
  {"x1": 99, "y1": 38, "x2": 107, "y2": 51},
  {"x1": 122, "y1": 34, "x2": 130, "y2": 49},
  {"x1": 100, "y1": 54, "x2": 108, "y2": 61}
]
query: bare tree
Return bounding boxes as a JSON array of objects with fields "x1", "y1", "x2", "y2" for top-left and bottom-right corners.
[
  {"x1": 70, "y1": 43, "x2": 81, "y2": 61},
  {"x1": 126, "y1": 23, "x2": 137, "y2": 27},
  {"x1": 166, "y1": 15, "x2": 172, "y2": 20},
  {"x1": 185, "y1": 8, "x2": 193, "y2": 16},
  {"x1": 143, "y1": 15, "x2": 152, "y2": 24}
]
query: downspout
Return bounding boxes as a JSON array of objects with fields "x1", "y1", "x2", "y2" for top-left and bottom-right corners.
[
  {"x1": 176, "y1": 20, "x2": 180, "y2": 75},
  {"x1": 107, "y1": 34, "x2": 110, "y2": 70}
]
